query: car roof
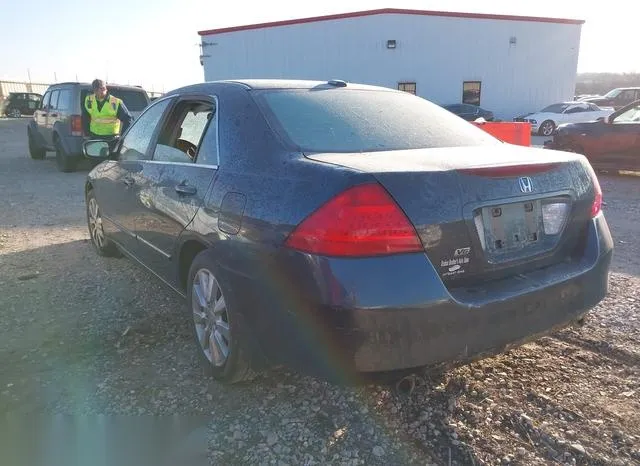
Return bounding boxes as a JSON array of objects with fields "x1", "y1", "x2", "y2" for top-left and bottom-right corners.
[
  {"x1": 47, "y1": 82, "x2": 148, "y2": 91},
  {"x1": 167, "y1": 79, "x2": 398, "y2": 95}
]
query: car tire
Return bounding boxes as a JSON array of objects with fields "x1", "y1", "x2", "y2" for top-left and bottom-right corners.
[
  {"x1": 8, "y1": 108, "x2": 21, "y2": 118},
  {"x1": 86, "y1": 189, "x2": 121, "y2": 257},
  {"x1": 187, "y1": 250, "x2": 257, "y2": 384},
  {"x1": 55, "y1": 138, "x2": 78, "y2": 173},
  {"x1": 27, "y1": 129, "x2": 46, "y2": 160},
  {"x1": 539, "y1": 120, "x2": 556, "y2": 137}
]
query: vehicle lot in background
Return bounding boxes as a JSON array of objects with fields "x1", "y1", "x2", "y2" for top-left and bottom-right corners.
[
  {"x1": 514, "y1": 101, "x2": 614, "y2": 136},
  {"x1": 545, "y1": 99, "x2": 640, "y2": 172},
  {"x1": 1, "y1": 92, "x2": 42, "y2": 117},
  {"x1": 442, "y1": 103, "x2": 495, "y2": 121},
  {"x1": 1, "y1": 113, "x2": 639, "y2": 464},
  {"x1": 27, "y1": 82, "x2": 150, "y2": 173}
]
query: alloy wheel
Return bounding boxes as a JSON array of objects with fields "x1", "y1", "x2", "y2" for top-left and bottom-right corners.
[
  {"x1": 191, "y1": 269, "x2": 231, "y2": 367},
  {"x1": 88, "y1": 197, "x2": 106, "y2": 249}
]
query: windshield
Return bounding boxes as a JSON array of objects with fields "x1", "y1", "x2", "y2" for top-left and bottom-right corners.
[
  {"x1": 604, "y1": 89, "x2": 621, "y2": 98},
  {"x1": 254, "y1": 88, "x2": 500, "y2": 153},
  {"x1": 614, "y1": 105, "x2": 640, "y2": 123},
  {"x1": 540, "y1": 104, "x2": 570, "y2": 113}
]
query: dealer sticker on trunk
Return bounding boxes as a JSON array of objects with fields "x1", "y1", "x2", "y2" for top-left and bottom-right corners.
[{"x1": 440, "y1": 247, "x2": 472, "y2": 277}]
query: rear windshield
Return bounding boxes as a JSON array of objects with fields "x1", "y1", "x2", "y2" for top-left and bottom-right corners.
[
  {"x1": 254, "y1": 88, "x2": 500, "y2": 153},
  {"x1": 81, "y1": 88, "x2": 149, "y2": 112}
]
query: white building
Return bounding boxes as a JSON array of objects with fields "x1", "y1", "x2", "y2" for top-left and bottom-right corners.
[{"x1": 198, "y1": 8, "x2": 584, "y2": 120}]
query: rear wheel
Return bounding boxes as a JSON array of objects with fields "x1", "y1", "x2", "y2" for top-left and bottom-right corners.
[
  {"x1": 187, "y1": 250, "x2": 257, "y2": 384},
  {"x1": 55, "y1": 138, "x2": 78, "y2": 173},
  {"x1": 8, "y1": 108, "x2": 21, "y2": 118},
  {"x1": 27, "y1": 129, "x2": 46, "y2": 160},
  {"x1": 86, "y1": 189, "x2": 120, "y2": 257}
]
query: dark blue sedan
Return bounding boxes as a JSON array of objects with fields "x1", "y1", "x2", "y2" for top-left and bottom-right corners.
[{"x1": 82, "y1": 79, "x2": 613, "y2": 384}]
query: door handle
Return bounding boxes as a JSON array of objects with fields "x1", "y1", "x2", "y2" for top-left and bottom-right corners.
[
  {"x1": 50, "y1": 113, "x2": 58, "y2": 118},
  {"x1": 175, "y1": 183, "x2": 197, "y2": 196}
]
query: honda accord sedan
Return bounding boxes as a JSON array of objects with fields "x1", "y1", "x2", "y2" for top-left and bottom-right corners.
[{"x1": 82, "y1": 79, "x2": 613, "y2": 384}]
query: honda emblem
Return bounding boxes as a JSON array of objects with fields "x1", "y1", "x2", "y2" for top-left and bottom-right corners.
[{"x1": 518, "y1": 176, "x2": 533, "y2": 193}]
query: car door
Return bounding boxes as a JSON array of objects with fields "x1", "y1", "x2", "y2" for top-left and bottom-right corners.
[
  {"x1": 132, "y1": 95, "x2": 219, "y2": 285},
  {"x1": 34, "y1": 91, "x2": 51, "y2": 143},
  {"x1": 43, "y1": 90, "x2": 59, "y2": 146},
  {"x1": 92, "y1": 97, "x2": 175, "y2": 254},
  {"x1": 590, "y1": 104, "x2": 640, "y2": 170}
]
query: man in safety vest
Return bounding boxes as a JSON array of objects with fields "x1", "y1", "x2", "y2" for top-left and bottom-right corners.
[{"x1": 82, "y1": 79, "x2": 133, "y2": 139}]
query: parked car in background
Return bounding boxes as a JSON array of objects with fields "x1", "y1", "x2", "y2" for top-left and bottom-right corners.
[
  {"x1": 27, "y1": 82, "x2": 150, "y2": 172},
  {"x1": 81, "y1": 79, "x2": 611, "y2": 384},
  {"x1": 2, "y1": 92, "x2": 42, "y2": 117},
  {"x1": 514, "y1": 101, "x2": 614, "y2": 136},
  {"x1": 442, "y1": 103, "x2": 494, "y2": 121},
  {"x1": 545, "y1": 99, "x2": 640, "y2": 172},
  {"x1": 580, "y1": 87, "x2": 640, "y2": 110}
]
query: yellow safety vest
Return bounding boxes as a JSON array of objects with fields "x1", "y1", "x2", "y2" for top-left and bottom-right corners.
[{"x1": 84, "y1": 94, "x2": 122, "y2": 136}]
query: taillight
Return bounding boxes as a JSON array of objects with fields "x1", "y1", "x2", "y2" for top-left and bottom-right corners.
[
  {"x1": 284, "y1": 183, "x2": 423, "y2": 257},
  {"x1": 591, "y1": 171, "x2": 603, "y2": 217},
  {"x1": 70, "y1": 115, "x2": 82, "y2": 136}
]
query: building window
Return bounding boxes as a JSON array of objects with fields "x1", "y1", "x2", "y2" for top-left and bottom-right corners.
[
  {"x1": 462, "y1": 81, "x2": 481, "y2": 106},
  {"x1": 398, "y1": 82, "x2": 416, "y2": 95}
]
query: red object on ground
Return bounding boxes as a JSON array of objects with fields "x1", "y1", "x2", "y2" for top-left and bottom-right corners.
[{"x1": 473, "y1": 121, "x2": 532, "y2": 146}]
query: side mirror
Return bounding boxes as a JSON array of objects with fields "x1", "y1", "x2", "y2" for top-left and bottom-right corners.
[{"x1": 83, "y1": 140, "x2": 111, "y2": 159}]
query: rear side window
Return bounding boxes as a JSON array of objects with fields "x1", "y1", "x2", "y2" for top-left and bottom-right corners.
[
  {"x1": 56, "y1": 90, "x2": 72, "y2": 111},
  {"x1": 81, "y1": 89, "x2": 149, "y2": 112},
  {"x1": 255, "y1": 89, "x2": 499, "y2": 153},
  {"x1": 108, "y1": 89, "x2": 149, "y2": 111}
]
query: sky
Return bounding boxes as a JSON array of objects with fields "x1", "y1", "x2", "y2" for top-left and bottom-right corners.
[{"x1": 0, "y1": 0, "x2": 634, "y2": 93}]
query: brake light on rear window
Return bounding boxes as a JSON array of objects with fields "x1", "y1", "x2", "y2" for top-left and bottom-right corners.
[
  {"x1": 285, "y1": 183, "x2": 423, "y2": 257},
  {"x1": 70, "y1": 115, "x2": 82, "y2": 136}
]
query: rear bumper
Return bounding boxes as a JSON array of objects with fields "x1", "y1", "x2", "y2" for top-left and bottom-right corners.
[
  {"x1": 233, "y1": 213, "x2": 613, "y2": 377},
  {"x1": 59, "y1": 135, "x2": 86, "y2": 157}
]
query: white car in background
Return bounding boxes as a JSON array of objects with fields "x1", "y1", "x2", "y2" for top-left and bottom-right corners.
[{"x1": 515, "y1": 101, "x2": 614, "y2": 136}]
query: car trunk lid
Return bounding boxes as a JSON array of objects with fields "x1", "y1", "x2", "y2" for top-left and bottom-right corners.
[{"x1": 306, "y1": 145, "x2": 597, "y2": 287}]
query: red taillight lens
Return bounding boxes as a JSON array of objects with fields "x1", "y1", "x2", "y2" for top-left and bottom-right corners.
[
  {"x1": 70, "y1": 115, "x2": 82, "y2": 136},
  {"x1": 591, "y1": 172, "x2": 603, "y2": 217},
  {"x1": 285, "y1": 183, "x2": 423, "y2": 257}
]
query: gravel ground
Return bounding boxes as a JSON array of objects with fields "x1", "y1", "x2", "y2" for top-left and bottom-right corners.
[{"x1": 0, "y1": 117, "x2": 639, "y2": 465}]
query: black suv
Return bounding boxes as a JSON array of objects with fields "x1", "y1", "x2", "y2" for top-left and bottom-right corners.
[
  {"x1": 2, "y1": 92, "x2": 42, "y2": 118},
  {"x1": 27, "y1": 82, "x2": 150, "y2": 172}
]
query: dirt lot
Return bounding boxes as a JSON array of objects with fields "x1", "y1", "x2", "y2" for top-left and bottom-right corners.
[{"x1": 1, "y1": 117, "x2": 639, "y2": 465}]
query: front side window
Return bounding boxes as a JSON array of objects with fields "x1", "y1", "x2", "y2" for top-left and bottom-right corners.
[
  {"x1": 153, "y1": 99, "x2": 216, "y2": 164},
  {"x1": 48, "y1": 91, "x2": 59, "y2": 111},
  {"x1": 119, "y1": 98, "x2": 172, "y2": 161},
  {"x1": 40, "y1": 92, "x2": 51, "y2": 110},
  {"x1": 613, "y1": 105, "x2": 640, "y2": 124}
]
